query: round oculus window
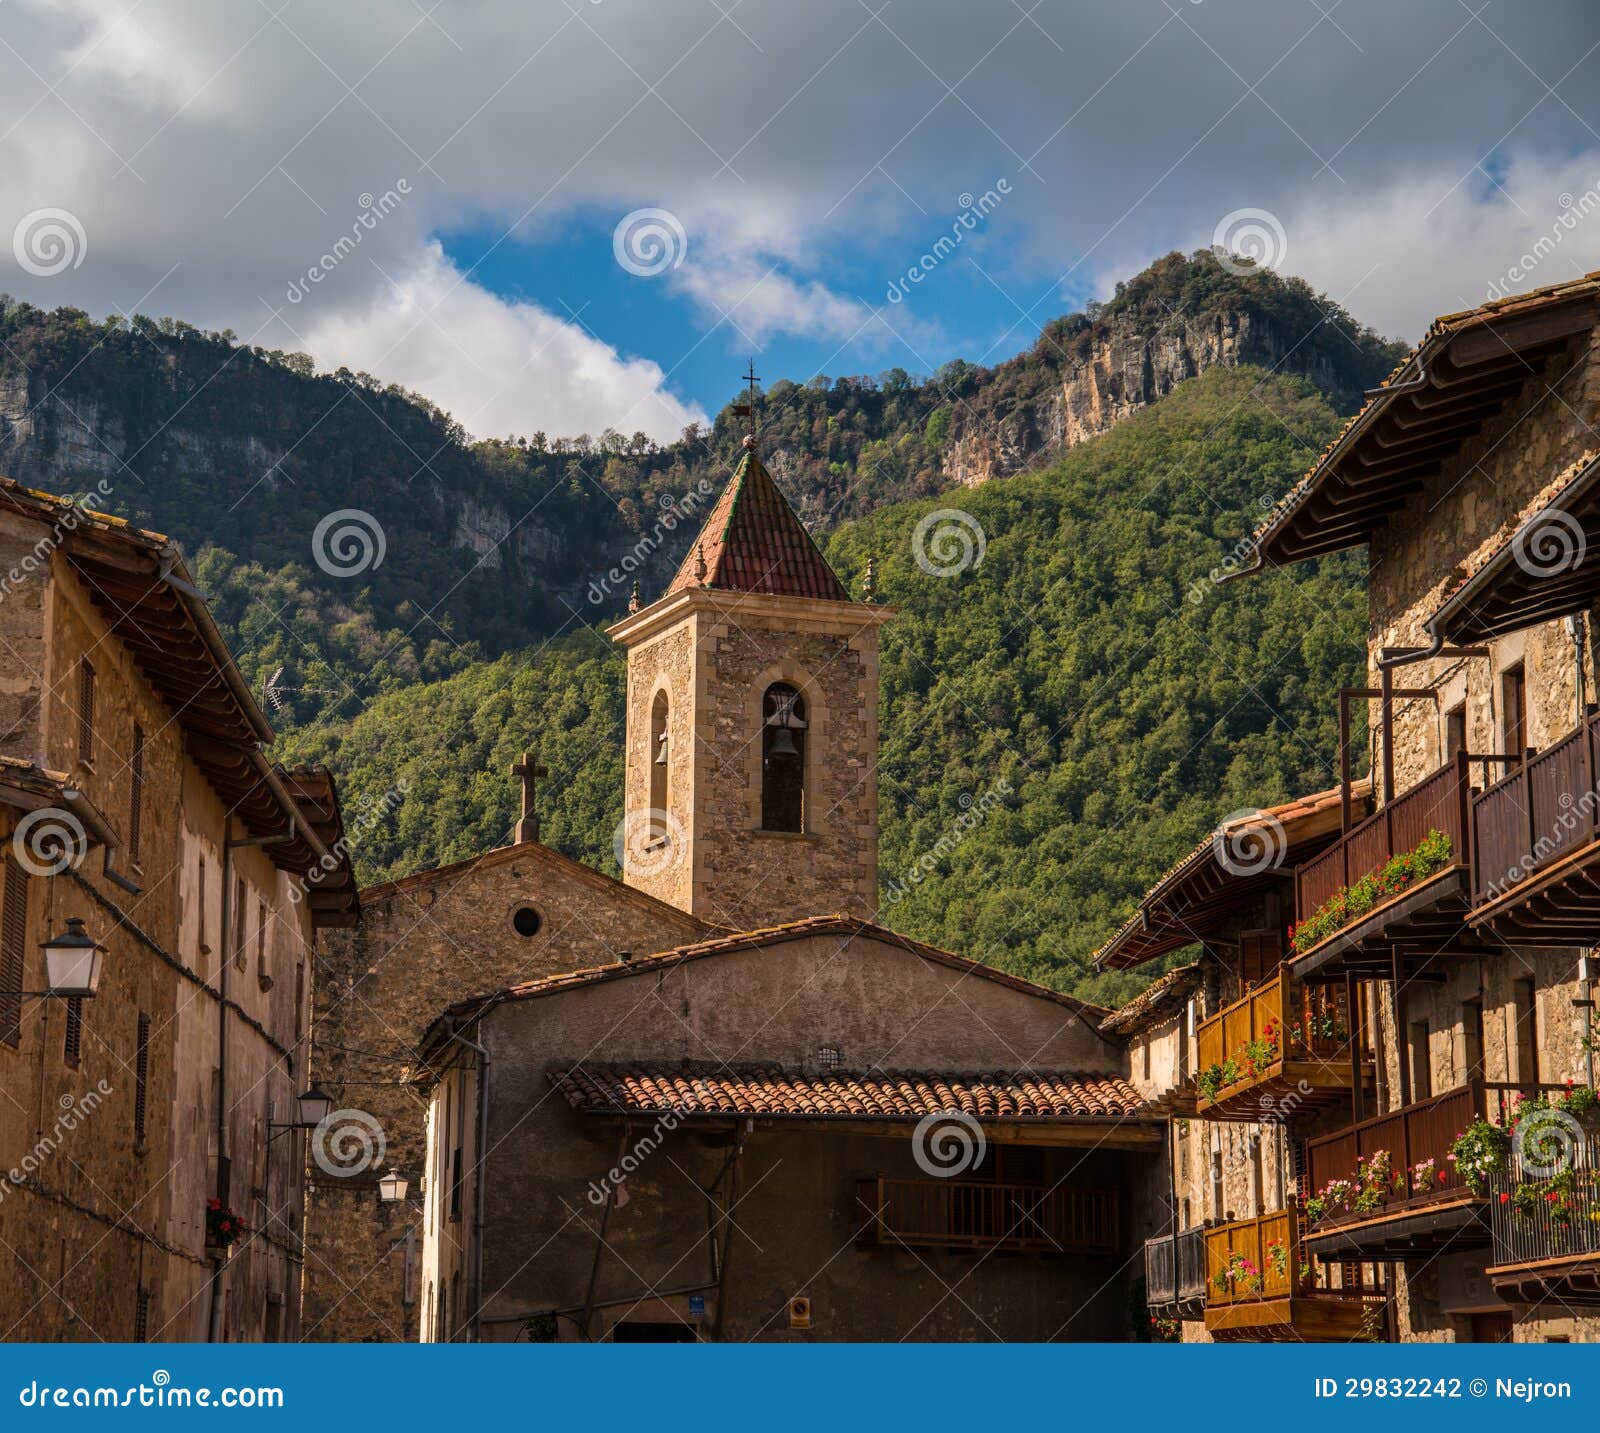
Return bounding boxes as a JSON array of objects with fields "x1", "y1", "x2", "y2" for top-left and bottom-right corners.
[{"x1": 512, "y1": 905, "x2": 542, "y2": 938}]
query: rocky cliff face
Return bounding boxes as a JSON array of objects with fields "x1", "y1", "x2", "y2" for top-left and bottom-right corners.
[{"x1": 941, "y1": 259, "x2": 1400, "y2": 487}]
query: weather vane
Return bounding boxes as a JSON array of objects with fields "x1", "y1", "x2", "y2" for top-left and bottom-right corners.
[{"x1": 732, "y1": 358, "x2": 761, "y2": 450}]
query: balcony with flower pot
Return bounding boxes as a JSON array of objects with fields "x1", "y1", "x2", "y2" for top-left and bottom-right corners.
[
  {"x1": 1484, "y1": 1086, "x2": 1600, "y2": 1304},
  {"x1": 1202, "y1": 1207, "x2": 1384, "y2": 1341},
  {"x1": 1302, "y1": 1081, "x2": 1577, "y2": 1261},
  {"x1": 1286, "y1": 754, "x2": 1475, "y2": 982},
  {"x1": 1194, "y1": 970, "x2": 1374, "y2": 1121}
]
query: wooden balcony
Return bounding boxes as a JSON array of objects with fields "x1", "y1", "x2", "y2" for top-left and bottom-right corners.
[
  {"x1": 1144, "y1": 1226, "x2": 1206, "y2": 1317},
  {"x1": 1203, "y1": 1209, "x2": 1383, "y2": 1341},
  {"x1": 1487, "y1": 1139, "x2": 1600, "y2": 1306},
  {"x1": 1291, "y1": 754, "x2": 1474, "y2": 975},
  {"x1": 1471, "y1": 709, "x2": 1600, "y2": 943},
  {"x1": 854, "y1": 1177, "x2": 1117, "y2": 1255},
  {"x1": 1194, "y1": 970, "x2": 1373, "y2": 1120},
  {"x1": 1303, "y1": 1082, "x2": 1561, "y2": 1260}
]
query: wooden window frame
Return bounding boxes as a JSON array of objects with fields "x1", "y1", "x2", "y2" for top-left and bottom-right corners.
[{"x1": 77, "y1": 660, "x2": 95, "y2": 769}]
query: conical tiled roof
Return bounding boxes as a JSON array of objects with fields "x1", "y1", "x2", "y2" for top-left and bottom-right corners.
[{"x1": 666, "y1": 446, "x2": 850, "y2": 601}]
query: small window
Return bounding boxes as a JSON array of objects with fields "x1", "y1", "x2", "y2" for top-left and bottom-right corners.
[
  {"x1": 1513, "y1": 978, "x2": 1539, "y2": 1086},
  {"x1": 294, "y1": 961, "x2": 305, "y2": 1043},
  {"x1": 1444, "y1": 703, "x2": 1467, "y2": 762},
  {"x1": 760, "y1": 682, "x2": 807, "y2": 833},
  {"x1": 77, "y1": 661, "x2": 95, "y2": 766},
  {"x1": 197, "y1": 857, "x2": 209, "y2": 970},
  {"x1": 134, "y1": 1288, "x2": 150, "y2": 1343},
  {"x1": 449, "y1": 1145, "x2": 464, "y2": 1222},
  {"x1": 1500, "y1": 665, "x2": 1526, "y2": 759},
  {"x1": 233, "y1": 877, "x2": 247, "y2": 971},
  {"x1": 816, "y1": 1045, "x2": 841, "y2": 1068},
  {"x1": 128, "y1": 724, "x2": 145, "y2": 866},
  {"x1": 1461, "y1": 996, "x2": 1485, "y2": 1083},
  {"x1": 649, "y1": 690, "x2": 670, "y2": 822},
  {"x1": 512, "y1": 905, "x2": 542, "y2": 938},
  {"x1": 1408, "y1": 1019, "x2": 1432, "y2": 1101},
  {"x1": 134, "y1": 1014, "x2": 150, "y2": 1144},
  {"x1": 255, "y1": 899, "x2": 269, "y2": 987}
]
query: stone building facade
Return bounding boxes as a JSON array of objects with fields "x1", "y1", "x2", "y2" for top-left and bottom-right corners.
[
  {"x1": 305, "y1": 438, "x2": 893, "y2": 1340},
  {"x1": 413, "y1": 920, "x2": 1160, "y2": 1342},
  {"x1": 0, "y1": 479, "x2": 355, "y2": 1342},
  {"x1": 1106, "y1": 271, "x2": 1600, "y2": 1343}
]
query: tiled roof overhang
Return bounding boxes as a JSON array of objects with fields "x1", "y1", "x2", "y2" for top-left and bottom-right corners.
[
  {"x1": 1092, "y1": 781, "x2": 1372, "y2": 970},
  {"x1": 1234, "y1": 275, "x2": 1600, "y2": 575},
  {"x1": 548, "y1": 1062, "x2": 1154, "y2": 1125},
  {"x1": 1425, "y1": 450, "x2": 1600, "y2": 647},
  {"x1": 0, "y1": 480, "x2": 356, "y2": 923}
]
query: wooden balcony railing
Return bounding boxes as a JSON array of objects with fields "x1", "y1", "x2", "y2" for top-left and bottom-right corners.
[
  {"x1": 1196, "y1": 971, "x2": 1358, "y2": 1081},
  {"x1": 1145, "y1": 1226, "x2": 1207, "y2": 1308},
  {"x1": 855, "y1": 1177, "x2": 1117, "y2": 1254},
  {"x1": 1305, "y1": 1082, "x2": 1568, "y2": 1228},
  {"x1": 1472, "y1": 710, "x2": 1600, "y2": 904},
  {"x1": 1296, "y1": 754, "x2": 1473, "y2": 927},
  {"x1": 1203, "y1": 1208, "x2": 1377, "y2": 1308}
]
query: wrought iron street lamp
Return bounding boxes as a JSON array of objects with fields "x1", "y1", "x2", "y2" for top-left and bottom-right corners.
[{"x1": 0, "y1": 917, "x2": 107, "y2": 999}]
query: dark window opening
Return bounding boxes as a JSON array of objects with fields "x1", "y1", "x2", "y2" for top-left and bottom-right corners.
[
  {"x1": 1513, "y1": 978, "x2": 1539, "y2": 1087},
  {"x1": 1408, "y1": 1018, "x2": 1432, "y2": 1101},
  {"x1": 760, "y1": 682, "x2": 806, "y2": 833},
  {"x1": 134, "y1": 1288, "x2": 150, "y2": 1343},
  {"x1": 1445, "y1": 703, "x2": 1467, "y2": 761},
  {"x1": 648, "y1": 690, "x2": 669, "y2": 825},
  {"x1": 512, "y1": 905, "x2": 542, "y2": 938}
]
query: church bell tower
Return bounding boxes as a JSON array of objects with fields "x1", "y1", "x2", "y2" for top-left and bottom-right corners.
[{"x1": 608, "y1": 393, "x2": 891, "y2": 932}]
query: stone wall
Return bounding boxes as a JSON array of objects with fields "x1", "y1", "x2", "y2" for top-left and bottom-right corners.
[
  {"x1": 420, "y1": 929, "x2": 1145, "y2": 1342},
  {"x1": 1361, "y1": 322, "x2": 1600, "y2": 1341},
  {"x1": 304, "y1": 844, "x2": 707, "y2": 1342},
  {"x1": 0, "y1": 520, "x2": 317, "y2": 1342}
]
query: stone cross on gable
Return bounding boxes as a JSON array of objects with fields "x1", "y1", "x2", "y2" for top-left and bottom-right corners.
[{"x1": 510, "y1": 750, "x2": 547, "y2": 844}]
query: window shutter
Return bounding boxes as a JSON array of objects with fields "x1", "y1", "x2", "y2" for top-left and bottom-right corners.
[
  {"x1": 77, "y1": 661, "x2": 95, "y2": 765},
  {"x1": 0, "y1": 856, "x2": 29, "y2": 1047},
  {"x1": 63, "y1": 996, "x2": 82, "y2": 1068},
  {"x1": 134, "y1": 1014, "x2": 150, "y2": 1143},
  {"x1": 134, "y1": 1288, "x2": 150, "y2": 1343},
  {"x1": 128, "y1": 724, "x2": 145, "y2": 865}
]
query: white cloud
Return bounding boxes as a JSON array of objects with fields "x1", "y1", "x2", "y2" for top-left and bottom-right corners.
[
  {"x1": 298, "y1": 242, "x2": 705, "y2": 441},
  {"x1": 2, "y1": 0, "x2": 1599, "y2": 433}
]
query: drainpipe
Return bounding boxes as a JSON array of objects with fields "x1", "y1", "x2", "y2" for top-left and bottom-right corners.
[{"x1": 443, "y1": 1021, "x2": 490, "y2": 1343}]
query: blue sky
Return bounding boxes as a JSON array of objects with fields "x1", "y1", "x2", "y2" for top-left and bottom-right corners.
[{"x1": 4, "y1": 1, "x2": 1600, "y2": 440}]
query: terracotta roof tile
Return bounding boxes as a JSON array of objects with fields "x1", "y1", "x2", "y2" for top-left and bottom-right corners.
[
  {"x1": 666, "y1": 447, "x2": 849, "y2": 601},
  {"x1": 548, "y1": 1061, "x2": 1151, "y2": 1122},
  {"x1": 1099, "y1": 962, "x2": 1204, "y2": 1037}
]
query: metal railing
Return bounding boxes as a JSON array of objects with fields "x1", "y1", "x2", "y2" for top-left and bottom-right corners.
[
  {"x1": 1488, "y1": 1136, "x2": 1600, "y2": 1271},
  {"x1": 855, "y1": 1177, "x2": 1117, "y2": 1254}
]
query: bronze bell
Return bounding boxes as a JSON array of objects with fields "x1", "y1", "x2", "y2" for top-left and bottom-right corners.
[
  {"x1": 768, "y1": 725, "x2": 799, "y2": 758},
  {"x1": 654, "y1": 730, "x2": 669, "y2": 766}
]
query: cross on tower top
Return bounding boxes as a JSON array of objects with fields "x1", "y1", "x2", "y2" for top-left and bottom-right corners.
[
  {"x1": 510, "y1": 750, "x2": 548, "y2": 844},
  {"x1": 732, "y1": 358, "x2": 761, "y2": 450}
]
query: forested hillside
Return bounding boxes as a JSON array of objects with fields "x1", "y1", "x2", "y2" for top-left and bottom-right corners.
[{"x1": 289, "y1": 365, "x2": 1367, "y2": 1001}]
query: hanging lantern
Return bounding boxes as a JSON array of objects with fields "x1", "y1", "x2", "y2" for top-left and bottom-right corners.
[{"x1": 40, "y1": 918, "x2": 105, "y2": 998}]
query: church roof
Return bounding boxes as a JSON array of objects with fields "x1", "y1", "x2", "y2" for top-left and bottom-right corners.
[
  {"x1": 417, "y1": 914, "x2": 1120, "y2": 1065},
  {"x1": 666, "y1": 446, "x2": 850, "y2": 602},
  {"x1": 548, "y1": 1061, "x2": 1151, "y2": 1123}
]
